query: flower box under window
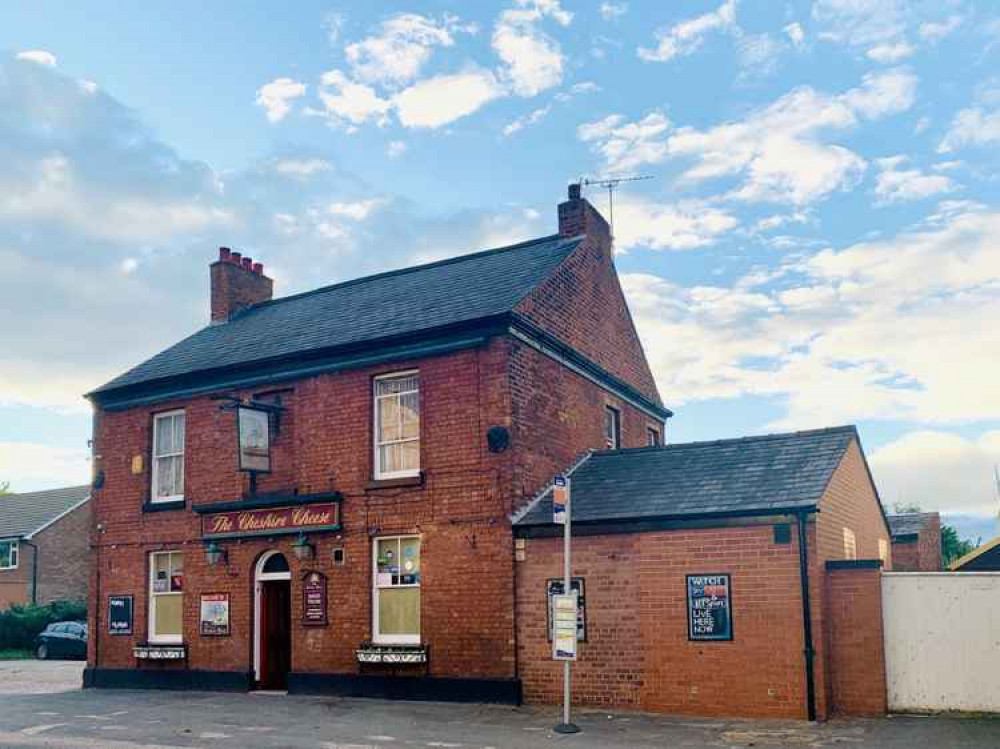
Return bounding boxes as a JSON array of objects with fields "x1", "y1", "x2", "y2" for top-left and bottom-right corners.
[
  {"x1": 356, "y1": 643, "x2": 428, "y2": 665},
  {"x1": 133, "y1": 644, "x2": 187, "y2": 660}
]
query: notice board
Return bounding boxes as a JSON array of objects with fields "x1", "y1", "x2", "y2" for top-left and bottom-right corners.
[{"x1": 686, "y1": 574, "x2": 732, "y2": 641}]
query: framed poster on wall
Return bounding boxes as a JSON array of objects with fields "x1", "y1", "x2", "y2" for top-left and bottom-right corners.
[
  {"x1": 686, "y1": 574, "x2": 732, "y2": 641},
  {"x1": 199, "y1": 593, "x2": 230, "y2": 636},
  {"x1": 108, "y1": 595, "x2": 133, "y2": 635}
]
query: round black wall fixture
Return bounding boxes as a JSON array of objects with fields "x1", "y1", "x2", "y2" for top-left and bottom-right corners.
[{"x1": 487, "y1": 426, "x2": 510, "y2": 453}]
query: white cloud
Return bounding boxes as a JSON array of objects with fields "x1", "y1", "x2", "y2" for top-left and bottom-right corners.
[
  {"x1": 387, "y1": 140, "x2": 407, "y2": 158},
  {"x1": 0, "y1": 442, "x2": 90, "y2": 492},
  {"x1": 622, "y1": 204, "x2": 1000, "y2": 428},
  {"x1": 614, "y1": 199, "x2": 739, "y2": 252},
  {"x1": 874, "y1": 155, "x2": 957, "y2": 204},
  {"x1": 16, "y1": 50, "x2": 57, "y2": 67},
  {"x1": 870, "y1": 431, "x2": 1000, "y2": 516},
  {"x1": 504, "y1": 80, "x2": 599, "y2": 136},
  {"x1": 812, "y1": 0, "x2": 907, "y2": 48},
  {"x1": 784, "y1": 22, "x2": 805, "y2": 50},
  {"x1": 939, "y1": 105, "x2": 1000, "y2": 153},
  {"x1": 582, "y1": 70, "x2": 916, "y2": 206},
  {"x1": 503, "y1": 105, "x2": 551, "y2": 136},
  {"x1": 394, "y1": 70, "x2": 503, "y2": 128},
  {"x1": 327, "y1": 199, "x2": 384, "y2": 221},
  {"x1": 577, "y1": 112, "x2": 671, "y2": 172},
  {"x1": 638, "y1": 0, "x2": 737, "y2": 62},
  {"x1": 919, "y1": 15, "x2": 964, "y2": 41},
  {"x1": 736, "y1": 33, "x2": 784, "y2": 78},
  {"x1": 344, "y1": 13, "x2": 474, "y2": 88},
  {"x1": 599, "y1": 2, "x2": 627, "y2": 21},
  {"x1": 255, "y1": 77, "x2": 307, "y2": 123},
  {"x1": 493, "y1": 0, "x2": 572, "y2": 97},
  {"x1": 273, "y1": 159, "x2": 333, "y2": 179},
  {"x1": 866, "y1": 41, "x2": 914, "y2": 63},
  {"x1": 316, "y1": 70, "x2": 392, "y2": 128},
  {"x1": 78, "y1": 79, "x2": 98, "y2": 94}
]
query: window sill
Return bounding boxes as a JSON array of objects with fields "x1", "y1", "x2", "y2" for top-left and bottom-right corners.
[
  {"x1": 142, "y1": 499, "x2": 186, "y2": 513},
  {"x1": 365, "y1": 473, "x2": 424, "y2": 491},
  {"x1": 357, "y1": 643, "x2": 427, "y2": 664}
]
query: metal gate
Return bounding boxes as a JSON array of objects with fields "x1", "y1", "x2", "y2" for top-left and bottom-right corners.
[{"x1": 882, "y1": 572, "x2": 1000, "y2": 712}]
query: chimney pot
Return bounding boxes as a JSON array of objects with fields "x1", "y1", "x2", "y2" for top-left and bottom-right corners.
[
  {"x1": 230, "y1": 251, "x2": 242, "y2": 265},
  {"x1": 219, "y1": 246, "x2": 231, "y2": 262},
  {"x1": 210, "y1": 249, "x2": 273, "y2": 323},
  {"x1": 252, "y1": 262, "x2": 263, "y2": 275},
  {"x1": 241, "y1": 257, "x2": 253, "y2": 271},
  {"x1": 568, "y1": 182, "x2": 582, "y2": 201}
]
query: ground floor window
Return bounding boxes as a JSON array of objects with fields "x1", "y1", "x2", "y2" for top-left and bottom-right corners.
[
  {"x1": 373, "y1": 536, "x2": 421, "y2": 644},
  {"x1": 0, "y1": 540, "x2": 17, "y2": 570},
  {"x1": 149, "y1": 551, "x2": 184, "y2": 644}
]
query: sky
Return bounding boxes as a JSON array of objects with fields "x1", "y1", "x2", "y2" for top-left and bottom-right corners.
[{"x1": 1, "y1": 0, "x2": 999, "y2": 542}]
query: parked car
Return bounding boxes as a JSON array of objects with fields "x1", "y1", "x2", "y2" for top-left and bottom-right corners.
[{"x1": 35, "y1": 621, "x2": 87, "y2": 660}]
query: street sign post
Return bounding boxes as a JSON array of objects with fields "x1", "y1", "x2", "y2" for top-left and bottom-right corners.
[{"x1": 552, "y1": 474, "x2": 579, "y2": 734}]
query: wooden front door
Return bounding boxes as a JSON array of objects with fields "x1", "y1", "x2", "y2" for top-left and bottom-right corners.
[{"x1": 259, "y1": 580, "x2": 291, "y2": 689}]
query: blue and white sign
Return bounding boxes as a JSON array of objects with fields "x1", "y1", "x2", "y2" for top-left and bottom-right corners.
[{"x1": 553, "y1": 474, "x2": 569, "y2": 525}]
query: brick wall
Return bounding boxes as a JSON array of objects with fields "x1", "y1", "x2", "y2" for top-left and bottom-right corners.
[
  {"x1": 824, "y1": 565, "x2": 887, "y2": 716},
  {"x1": 516, "y1": 523, "x2": 817, "y2": 719},
  {"x1": 891, "y1": 515, "x2": 942, "y2": 572},
  {"x1": 35, "y1": 501, "x2": 92, "y2": 605},
  {"x1": 0, "y1": 552, "x2": 29, "y2": 609}
]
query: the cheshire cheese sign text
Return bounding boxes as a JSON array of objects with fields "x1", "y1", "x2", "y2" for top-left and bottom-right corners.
[{"x1": 201, "y1": 502, "x2": 341, "y2": 540}]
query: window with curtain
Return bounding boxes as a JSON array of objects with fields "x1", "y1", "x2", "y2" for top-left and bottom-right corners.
[
  {"x1": 373, "y1": 536, "x2": 421, "y2": 644},
  {"x1": 374, "y1": 372, "x2": 420, "y2": 479},
  {"x1": 0, "y1": 541, "x2": 17, "y2": 570},
  {"x1": 152, "y1": 410, "x2": 185, "y2": 502},
  {"x1": 149, "y1": 551, "x2": 184, "y2": 643}
]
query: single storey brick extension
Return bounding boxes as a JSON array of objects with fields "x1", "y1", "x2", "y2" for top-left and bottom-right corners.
[
  {"x1": 0, "y1": 485, "x2": 92, "y2": 609},
  {"x1": 84, "y1": 186, "x2": 891, "y2": 720},
  {"x1": 886, "y1": 512, "x2": 942, "y2": 571}
]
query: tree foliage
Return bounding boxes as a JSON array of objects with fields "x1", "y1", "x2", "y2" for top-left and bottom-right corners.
[{"x1": 941, "y1": 524, "x2": 976, "y2": 567}]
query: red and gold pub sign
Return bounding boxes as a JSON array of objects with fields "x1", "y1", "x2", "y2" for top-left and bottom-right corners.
[{"x1": 200, "y1": 500, "x2": 341, "y2": 540}]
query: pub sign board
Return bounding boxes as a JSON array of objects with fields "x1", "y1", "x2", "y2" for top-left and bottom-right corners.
[
  {"x1": 201, "y1": 502, "x2": 341, "y2": 540},
  {"x1": 108, "y1": 595, "x2": 133, "y2": 635},
  {"x1": 302, "y1": 570, "x2": 328, "y2": 626},
  {"x1": 237, "y1": 405, "x2": 271, "y2": 473},
  {"x1": 546, "y1": 577, "x2": 586, "y2": 642},
  {"x1": 687, "y1": 574, "x2": 733, "y2": 641}
]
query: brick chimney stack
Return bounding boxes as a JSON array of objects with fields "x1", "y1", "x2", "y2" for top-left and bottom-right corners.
[
  {"x1": 558, "y1": 183, "x2": 612, "y2": 251},
  {"x1": 210, "y1": 246, "x2": 273, "y2": 323}
]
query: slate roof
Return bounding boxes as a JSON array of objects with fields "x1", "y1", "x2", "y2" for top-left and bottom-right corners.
[
  {"x1": 887, "y1": 513, "x2": 936, "y2": 539},
  {"x1": 515, "y1": 426, "x2": 862, "y2": 527},
  {"x1": 92, "y1": 234, "x2": 583, "y2": 397},
  {"x1": 0, "y1": 485, "x2": 91, "y2": 540}
]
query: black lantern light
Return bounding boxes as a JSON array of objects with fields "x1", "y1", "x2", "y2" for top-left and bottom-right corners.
[
  {"x1": 292, "y1": 532, "x2": 315, "y2": 561},
  {"x1": 204, "y1": 541, "x2": 227, "y2": 567}
]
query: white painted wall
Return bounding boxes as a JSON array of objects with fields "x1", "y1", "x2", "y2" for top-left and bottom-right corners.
[{"x1": 882, "y1": 572, "x2": 1000, "y2": 712}]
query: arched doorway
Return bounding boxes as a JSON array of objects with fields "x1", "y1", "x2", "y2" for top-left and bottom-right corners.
[{"x1": 254, "y1": 551, "x2": 291, "y2": 689}]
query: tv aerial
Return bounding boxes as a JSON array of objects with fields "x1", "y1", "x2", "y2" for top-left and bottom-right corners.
[{"x1": 580, "y1": 175, "x2": 654, "y2": 244}]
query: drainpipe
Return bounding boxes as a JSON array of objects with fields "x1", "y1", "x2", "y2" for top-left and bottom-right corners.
[
  {"x1": 796, "y1": 510, "x2": 817, "y2": 722},
  {"x1": 21, "y1": 539, "x2": 39, "y2": 605}
]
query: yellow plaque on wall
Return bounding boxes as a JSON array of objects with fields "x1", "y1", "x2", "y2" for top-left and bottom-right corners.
[{"x1": 131, "y1": 455, "x2": 144, "y2": 474}]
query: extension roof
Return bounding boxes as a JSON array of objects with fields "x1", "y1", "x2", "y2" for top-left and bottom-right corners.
[
  {"x1": 515, "y1": 426, "x2": 868, "y2": 529},
  {"x1": 0, "y1": 485, "x2": 91, "y2": 540},
  {"x1": 90, "y1": 234, "x2": 583, "y2": 402},
  {"x1": 887, "y1": 512, "x2": 937, "y2": 539}
]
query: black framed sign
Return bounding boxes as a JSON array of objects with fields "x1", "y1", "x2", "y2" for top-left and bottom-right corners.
[
  {"x1": 237, "y1": 405, "x2": 271, "y2": 473},
  {"x1": 108, "y1": 595, "x2": 133, "y2": 635},
  {"x1": 546, "y1": 578, "x2": 586, "y2": 642},
  {"x1": 687, "y1": 574, "x2": 732, "y2": 641}
]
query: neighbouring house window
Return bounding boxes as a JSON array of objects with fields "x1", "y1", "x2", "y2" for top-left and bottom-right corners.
[
  {"x1": 604, "y1": 406, "x2": 621, "y2": 449},
  {"x1": 149, "y1": 551, "x2": 184, "y2": 644},
  {"x1": 878, "y1": 538, "x2": 889, "y2": 563},
  {"x1": 0, "y1": 540, "x2": 18, "y2": 570},
  {"x1": 374, "y1": 372, "x2": 420, "y2": 479},
  {"x1": 151, "y1": 410, "x2": 185, "y2": 502},
  {"x1": 373, "y1": 536, "x2": 421, "y2": 644},
  {"x1": 843, "y1": 528, "x2": 857, "y2": 560},
  {"x1": 647, "y1": 427, "x2": 661, "y2": 447}
]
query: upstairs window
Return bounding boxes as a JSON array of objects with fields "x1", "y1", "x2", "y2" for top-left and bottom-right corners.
[
  {"x1": 374, "y1": 372, "x2": 420, "y2": 479},
  {"x1": 152, "y1": 410, "x2": 185, "y2": 502},
  {"x1": 604, "y1": 406, "x2": 621, "y2": 450},
  {"x1": 0, "y1": 540, "x2": 17, "y2": 570},
  {"x1": 647, "y1": 427, "x2": 661, "y2": 447}
]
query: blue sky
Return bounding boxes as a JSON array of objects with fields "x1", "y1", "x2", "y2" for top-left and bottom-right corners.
[{"x1": 2, "y1": 1, "x2": 999, "y2": 541}]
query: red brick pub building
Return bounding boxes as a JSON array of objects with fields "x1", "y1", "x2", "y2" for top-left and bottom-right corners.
[{"x1": 85, "y1": 188, "x2": 891, "y2": 720}]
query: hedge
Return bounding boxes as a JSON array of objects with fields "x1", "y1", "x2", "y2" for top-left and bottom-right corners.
[{"x1": 0, "y1": 600, "x2": 87, "y2": 651}]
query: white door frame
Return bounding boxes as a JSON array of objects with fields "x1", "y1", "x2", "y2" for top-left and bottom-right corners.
[{"x1": 253, "y1": 550, "x2": 291, "y2": 684}]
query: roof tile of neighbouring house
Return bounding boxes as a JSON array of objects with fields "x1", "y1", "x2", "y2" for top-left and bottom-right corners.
[
  {"x1": 515, "y1": 426, "x2": 861, "y2": 527},
  {"x1": 0, "y1": 485, "x2": 91, "y2": 539},
  {"x1": 91, "y1": 234, "x2": 583, "y2": 396},
  {"x1": 887, "y1": 512, "x2": 937, "y2": 539}
]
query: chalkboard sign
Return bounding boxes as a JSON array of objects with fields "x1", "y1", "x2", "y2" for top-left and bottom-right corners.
[
  {"x1": 108, "y1": 595, "x2": 133, "y2": 635},
  {"x1": 302, "y1": 570, "x2": 328, "y2": 626},
  {"x1": 687, "y1": 574, "x2": 732, "y2": 641},
  {"x1": 546, "y1": 578, "x2": 586, "y2": 642}
]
